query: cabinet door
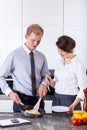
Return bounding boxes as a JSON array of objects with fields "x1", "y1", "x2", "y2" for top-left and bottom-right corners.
[
  {"x1": 64, "y1": 0, "x2": 87, "y2": 67},
  {"x1": 64, "y1": 0, "x2": 87, "y2": 26},
  {"x1": 0, "y1": 0, "x2": 22, "y2": 26},
  {"x1": 0, "y1": 100, "x2": 13, "y2": 112},
  {"x1": 23, "y1": 0, "x2": 63, "y2": 26},
  {"x1": 0, "y1": 0, "x2": 22, "y2": 67}
]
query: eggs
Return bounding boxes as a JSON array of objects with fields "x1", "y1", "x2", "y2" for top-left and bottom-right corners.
[{"x1": 25, "y1": 109, "x2": 40, "y2": 115}]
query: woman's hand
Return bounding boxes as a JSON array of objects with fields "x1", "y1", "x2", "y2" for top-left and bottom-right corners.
[
  {"x1": 68, "y1": 97, "x2": 81, "y2": 113},
  {"x1": 68, "y1": 104, "x2": 75, "y2": 113},
  {"x1": 45, "y1": 75, "x2": 55, "y2": 87}
]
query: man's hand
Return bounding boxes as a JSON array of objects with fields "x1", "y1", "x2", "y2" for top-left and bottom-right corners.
[
  {"x1": 38, "y1": 84, "x2": 48, "y2": 98},
  {"x1": 8, "y1": 91, "x2": 20, "y2": 104}
]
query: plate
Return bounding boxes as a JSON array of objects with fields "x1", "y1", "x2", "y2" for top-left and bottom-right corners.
[
  {"x1": 51, "y1": 106, "x2": 69, "y2": 112},
  {"x1": 0, "y1": 118, "x2": 31, "y2": 127}
]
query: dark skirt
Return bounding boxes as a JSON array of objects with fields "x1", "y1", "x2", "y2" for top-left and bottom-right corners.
[{"x1": 52, "y1": 92, "x2": 81, "y2": 110}]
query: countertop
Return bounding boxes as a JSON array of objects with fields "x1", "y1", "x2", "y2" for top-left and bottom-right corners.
[
  {"x1": 0, "y1": 94, "x2": 54, "y2": 100},
  {"x1": 0, "y1": 113, "x2": 87, "y2": 130}
]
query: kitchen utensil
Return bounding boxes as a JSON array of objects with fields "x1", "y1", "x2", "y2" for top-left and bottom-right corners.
[
  {"x1": 21, "y1": 106, "x2": 45, "y2": 118},
  {"x1": 19, "y1": 101, "x2": 30, "y2": 111},
  {"x1": 32, "y1": 97, "x2": 42, "y2": 111},
  {"x1": 24, "y1": 110, "x2": 41, "y2": 118},
  {"x1": 19, "y1": 98, "x2": 45, "y2": 117},
  {"x1": 20, "y1": 101, "x2": 24, "y2": 106}
]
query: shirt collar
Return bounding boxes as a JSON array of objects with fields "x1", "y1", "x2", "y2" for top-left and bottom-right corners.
[
  {"x1": 23, "y1": 43, "x2": 36, "y2": 54},
  {"x1": 60, "y1": 55, "x2": 76, "y2": 65}
]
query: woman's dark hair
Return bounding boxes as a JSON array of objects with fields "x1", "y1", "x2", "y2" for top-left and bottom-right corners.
[{"x1": 56, "y1": 35, "x2": 76, "y2": 53}]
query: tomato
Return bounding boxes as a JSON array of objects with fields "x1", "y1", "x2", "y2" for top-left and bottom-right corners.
[
  {"x1": 72, "y1": 118, "x2": 82, "y2": 125},
  {"x1": 82, "y1": 118, "x2": 87, "y2": 125}
]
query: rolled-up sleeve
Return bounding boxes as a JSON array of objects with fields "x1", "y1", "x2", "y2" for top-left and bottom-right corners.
[
  {"x1": 0, "y1": 53, "x2": 14, "y2": 96},
  {"x1": 76, "y1": 62, "x2": 87, "y2": 100}
]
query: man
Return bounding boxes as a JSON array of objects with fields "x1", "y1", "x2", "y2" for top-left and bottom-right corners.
[{"x1": 0, "y1": 24, "x2": 49, "y2": 112}]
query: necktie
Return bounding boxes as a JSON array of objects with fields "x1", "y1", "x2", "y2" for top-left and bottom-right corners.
[{"x1": 30, "y1": 52, "x2": 36, "y2": 96}]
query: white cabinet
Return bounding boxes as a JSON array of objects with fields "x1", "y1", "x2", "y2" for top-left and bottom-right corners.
[
  {"x1": 0, "y1": 0, "x2": 22, "y2": 67},
  {"x1": 23, "y1": 0, "x2": 63, "y2": 26},
  {"x1": 64, "y1": 0, "x2": 87, "y2": 67},
  {"x1": 0, "y1": 27, "x2": 22, "y2": 66},
  {"x1": 64, "y1": 0, "x2": 87, "y2": 26},
  {"x1": 0, "y1": 100, "x2": 13, "y2": 112},
  {"x1": 0, "y1": 0, "x2": 22, "y2": 26}
]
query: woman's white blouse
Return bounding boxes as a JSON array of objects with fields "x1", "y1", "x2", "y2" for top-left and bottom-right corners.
[{"x1": 54, "y1": 56, "x2": 87, "y2": 100}]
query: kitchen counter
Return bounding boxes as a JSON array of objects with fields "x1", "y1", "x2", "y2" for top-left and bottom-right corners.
[
  {"x1": 0, "y1": 94, "x2": 53, "y2": 100},
  {"x1": 0, "y1": 113, "x2": 87, "y2": 130}
]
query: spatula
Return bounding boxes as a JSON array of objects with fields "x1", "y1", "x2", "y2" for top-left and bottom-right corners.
[{"x1": 32, "y1": 97, "x2": 42, "y2": 111}]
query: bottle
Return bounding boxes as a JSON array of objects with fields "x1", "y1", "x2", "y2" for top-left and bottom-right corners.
[{"x1": 83, "y1": 88, "x2": 87, "y2": 112}]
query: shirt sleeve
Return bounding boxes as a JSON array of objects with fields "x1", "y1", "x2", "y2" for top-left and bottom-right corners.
[
  {"x1": 5, "y1": 88, "x2": 13, "y2": 96},
  {"x1": 40, "y1": 55, "x2": 49, "y2": 88},
  {"x1": 0, "y1": 52, "x2": 14, "y2": 96},
  {"x1": 76, "y1": 61, "x2": 87, "y2": 100}
]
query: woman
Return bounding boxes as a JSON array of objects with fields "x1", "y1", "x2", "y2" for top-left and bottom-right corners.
[{"x1": 45, "y1": 35, "x2": 87, "y2": 112}]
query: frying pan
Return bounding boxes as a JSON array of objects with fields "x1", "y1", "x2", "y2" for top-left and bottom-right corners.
[{"x1": 19, "y1": 103, "x2": 45, "y2": 118}]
